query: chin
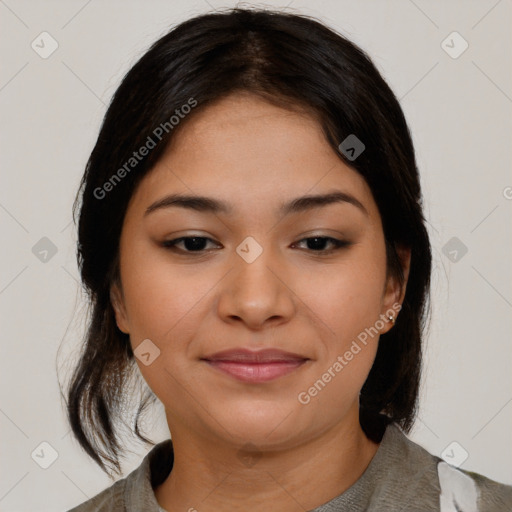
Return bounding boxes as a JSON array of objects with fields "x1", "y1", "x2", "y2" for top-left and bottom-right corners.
[{"x1": 209, "y1": 400, "x2": 307, "y2": 447}]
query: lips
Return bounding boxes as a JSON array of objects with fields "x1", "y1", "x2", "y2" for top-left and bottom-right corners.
[
  {"x1": 201, "y1": 348, "x2": 309, "y2": 383},
  {"x1": 202, "y1": 348, "x2": 307, "y2": 363}
]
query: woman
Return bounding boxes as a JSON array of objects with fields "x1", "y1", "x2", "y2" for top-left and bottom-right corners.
[{"x1": 65, "y1": 7, "x2": 512, "y2": 512}]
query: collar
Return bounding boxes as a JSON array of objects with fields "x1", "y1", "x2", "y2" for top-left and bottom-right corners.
[
  {"x1": 120, "y1": 423, "x2": 415, "y2": 511},
  {"x1": 124, "y1": 439, "x2": 173, "y2": 511}
]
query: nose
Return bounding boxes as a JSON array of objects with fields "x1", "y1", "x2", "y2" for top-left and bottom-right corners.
[{"x1": 216, "y1": 242, "x2": 296, "y2": 330}]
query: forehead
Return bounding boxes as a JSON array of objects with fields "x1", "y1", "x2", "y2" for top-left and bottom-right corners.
[
  {"x1": 130, "y1": 92, "x2": 380, "y2": 222},
  {"x1": 167, "y1": 92, "x2": 331, "y2": 164}
]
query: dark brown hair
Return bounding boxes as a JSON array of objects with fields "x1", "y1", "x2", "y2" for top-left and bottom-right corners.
[{"x1": 64, "y1": 7, "x2": 432, "y2": 477}]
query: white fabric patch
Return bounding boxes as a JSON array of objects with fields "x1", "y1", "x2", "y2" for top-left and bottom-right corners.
[{"x1": 438, "y1": 461, "x2": 480, "y2": 512}]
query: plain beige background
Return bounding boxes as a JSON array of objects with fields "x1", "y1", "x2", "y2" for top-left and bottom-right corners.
[{"x1": 1, "y1": 0, "x2": 511, "y2": 510}]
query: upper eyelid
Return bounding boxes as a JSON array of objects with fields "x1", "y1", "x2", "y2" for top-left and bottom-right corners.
[
  {"x1": 163, "y1": 235, "x2": 349, "y2": 250},
  {"x1": 164, "y1": 234, "x2": 344, "y2": 243}
]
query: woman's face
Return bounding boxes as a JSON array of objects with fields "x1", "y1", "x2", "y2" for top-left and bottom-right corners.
[{"x1": 111, "y1": 92, "x2": 409, "y2": 450}]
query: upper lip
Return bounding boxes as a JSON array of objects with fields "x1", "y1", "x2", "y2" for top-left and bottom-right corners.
[{"x1": 202, "y1": 348, "x2": 308, "y2": 363}]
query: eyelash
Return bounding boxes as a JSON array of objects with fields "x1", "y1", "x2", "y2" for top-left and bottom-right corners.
[{"x1": 161, "y1": 236, "x2": 352, "y2": 256}]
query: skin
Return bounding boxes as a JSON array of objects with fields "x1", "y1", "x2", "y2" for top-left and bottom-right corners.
[{"x1": 111, "y1": 91, "x2": 411, "y2": 511}]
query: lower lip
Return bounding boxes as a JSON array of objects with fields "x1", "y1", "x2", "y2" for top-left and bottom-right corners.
[{"x1": 204, "y1": 360, "x2": 307, "y2": 383}]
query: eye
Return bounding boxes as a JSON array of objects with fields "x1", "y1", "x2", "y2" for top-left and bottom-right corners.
[
  {"x1": 161, "y1": 235, "x2": 352, "y2": 256},
  {"x1": 162, "y1": 236, "x2": 220, "y2": 253},
  {"x1": 293, "y1": 236, "x2": 352, "y2": 254}
]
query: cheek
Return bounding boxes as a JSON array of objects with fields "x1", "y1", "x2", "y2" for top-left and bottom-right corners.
[
  {"x1": 295, "y1": 256, "x2": 386, "y2": 342},
  {"x1": 120, "y1": 247, "x2": 213, "y2": 342}
]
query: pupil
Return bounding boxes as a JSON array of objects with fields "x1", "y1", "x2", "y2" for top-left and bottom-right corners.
[
  {"x1": 185, "y1": 237, "x2": 206, "y2": 251},
  {"x1": 308, "y1": 237, "x2": 326, "y2": 250}
]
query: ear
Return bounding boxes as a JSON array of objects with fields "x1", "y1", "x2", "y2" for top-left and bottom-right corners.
[
  {"x1": 110, "y1": 282, "x2": 130, "y2": 334},
  {"x1": 379, "y1": 245, "x2": 411, "y2": 334}
]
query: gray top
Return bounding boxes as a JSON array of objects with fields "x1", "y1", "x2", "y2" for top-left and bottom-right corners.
[{"x1": 68, "y1": 423, "x2": 512, "y2": 511}]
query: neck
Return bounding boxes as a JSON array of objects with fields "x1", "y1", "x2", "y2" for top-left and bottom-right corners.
[{"x1": 154, "y1": 409, "x2": 381, "y2": 512}]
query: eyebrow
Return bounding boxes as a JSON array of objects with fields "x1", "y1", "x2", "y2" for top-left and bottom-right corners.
[{"x1": 144, "y1": 190, "x2": 368, "y2": 217}]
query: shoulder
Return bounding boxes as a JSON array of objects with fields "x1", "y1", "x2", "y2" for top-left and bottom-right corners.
[
  {"x1": 67, "y1": 477, "x2": 126, "y2": 511},
  {"x1": 66, "y1": 439, "x2": 173, "y2": 512},
  {"x1": 379, "y1": 423, "x2": 512, "y2": 512},
  {"x1": 437, "y1": 461, "x2": 512, "y2": 512}
]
